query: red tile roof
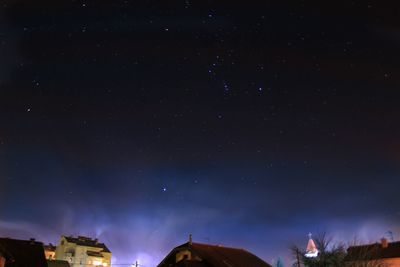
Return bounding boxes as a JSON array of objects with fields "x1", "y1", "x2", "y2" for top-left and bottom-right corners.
[
  {"x1": 346, "y1": 241, "x2": 400, "y2": 261},
  {"x1": 174, "y1": 260, "x2": 209, "y2": 267},
  {"x1": 158, "y1": 242, "x2": 272, "y2": 267}
]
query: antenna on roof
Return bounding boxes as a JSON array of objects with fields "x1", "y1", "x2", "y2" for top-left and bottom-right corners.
[{"x1": 189, "y1": 234, "x2": 193, "y2": 245}]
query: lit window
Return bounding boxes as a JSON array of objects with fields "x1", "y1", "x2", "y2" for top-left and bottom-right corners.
[{"x1": 93, "y1": 260, "x2": 102, "y2": 266}]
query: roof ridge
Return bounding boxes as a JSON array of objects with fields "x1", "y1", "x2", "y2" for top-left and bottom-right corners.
[{"x1": 191, "y1": 242, "x2": 245, "y2": 250}]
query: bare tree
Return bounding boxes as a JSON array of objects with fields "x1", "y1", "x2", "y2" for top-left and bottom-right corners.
[
  {"x1": 291, "y1": 233, "x2": 345, "y2": 267},
  {"x1": 290, "y1": 245, "x2": 302, "y2": 267},
  {"x1": 291, "y1": 234, "x2": 390, "y2": 267}
]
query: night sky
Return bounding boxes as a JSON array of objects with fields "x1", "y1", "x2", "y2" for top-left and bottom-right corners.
[{"x1": 1, "y1": 1, "x2": 400, "y2": 266}]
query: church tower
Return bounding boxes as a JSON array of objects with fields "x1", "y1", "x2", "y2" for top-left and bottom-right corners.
[{"x1": 305, "y1": 233, "x2": 319, "y2": 258}]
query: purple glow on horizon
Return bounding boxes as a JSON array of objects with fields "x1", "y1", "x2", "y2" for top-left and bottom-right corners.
[{"x1": 1, "y1": 216, "x2": 398, "y2": 267}]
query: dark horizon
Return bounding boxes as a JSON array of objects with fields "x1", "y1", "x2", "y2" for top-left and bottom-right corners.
[{"x1": 1, "y1": 1, "x2": 400, "y2": 266}]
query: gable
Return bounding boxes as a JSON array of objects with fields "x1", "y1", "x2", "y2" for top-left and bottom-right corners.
[{"x1": 158, "y1": 242, "x2": 272, "y2": 267}]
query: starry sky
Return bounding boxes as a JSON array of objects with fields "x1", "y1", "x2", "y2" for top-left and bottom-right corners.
[{"x1": 1, "y1": 1, "x2": 400, "y2": 266}]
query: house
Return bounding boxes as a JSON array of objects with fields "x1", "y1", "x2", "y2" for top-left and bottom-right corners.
[
  {"x1": 44, "y1": 244, "x2": 57, "y2": 260},
  {"x1": 55, "y1": 236, "x2": 111, "y2": 267},
  {"x1": 346, "y1": 238, "x2": 400, "y2": 266},
  {"x1": 0, "y1": 237, "x2": 48, "y2": 267},
  {"x1": 158, "y1": 237, "x2": 272, "y2": 267}
]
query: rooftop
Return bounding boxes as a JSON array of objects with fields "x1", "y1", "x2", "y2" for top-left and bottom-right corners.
[
  {"x1": 159, "y1": 242, "x2": 272, "y2": 267},
  {"x1": 0, "y1": 237, "x2": 48, "y2": 267},
  {"x1": 63, "y1": 236, "x2": 111, "y2": 253},
  {"x1": 346, "y1": 240, "x2": 400, "y2": 261}
]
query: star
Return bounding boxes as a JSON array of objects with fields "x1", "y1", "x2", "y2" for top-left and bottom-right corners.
[{"x1": 223, "y1": 81, "x2": 229, "y2": 91}]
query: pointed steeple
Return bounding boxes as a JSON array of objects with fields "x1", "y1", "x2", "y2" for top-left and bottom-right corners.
[{"x1": 305, "y1": 233, "x2": 319, "y2": 258}]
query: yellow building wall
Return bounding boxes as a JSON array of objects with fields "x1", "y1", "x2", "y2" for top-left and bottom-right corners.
[
  {"x1": 56, "y1": 236, "x2": 77, "y2": 263},
  {"x1": 101, "y1": 252, "x2": 112, "y2": 267},
  {"x1": 55, "y1": 236, "x2": 111, "y2": 267}
]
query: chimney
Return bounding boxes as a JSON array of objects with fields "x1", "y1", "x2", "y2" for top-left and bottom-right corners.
[
  {"x1": 189, "y1": 234, "x2": 193, "y2": 245},
  {"x1": 381, "y1": 238, "x2": 389, "y2": 248}
]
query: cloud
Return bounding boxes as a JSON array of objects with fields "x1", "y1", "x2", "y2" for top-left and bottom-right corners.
[{"x1": 0, "y1": 219, "x2": 56, "y2": 241}]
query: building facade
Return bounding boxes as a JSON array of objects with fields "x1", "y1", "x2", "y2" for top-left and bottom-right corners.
[{"x1": 55, "y1": 236, "x2": 111, "y2": 267}]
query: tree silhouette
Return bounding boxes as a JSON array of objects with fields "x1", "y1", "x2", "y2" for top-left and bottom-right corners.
[{"x1": 291, "y1": 234, "x2": 388, "y2": 267}]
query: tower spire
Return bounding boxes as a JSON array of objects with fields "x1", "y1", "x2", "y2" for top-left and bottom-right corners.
[{"x1": 305, "y1": 232, "x2": 319, "y2": 258}]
